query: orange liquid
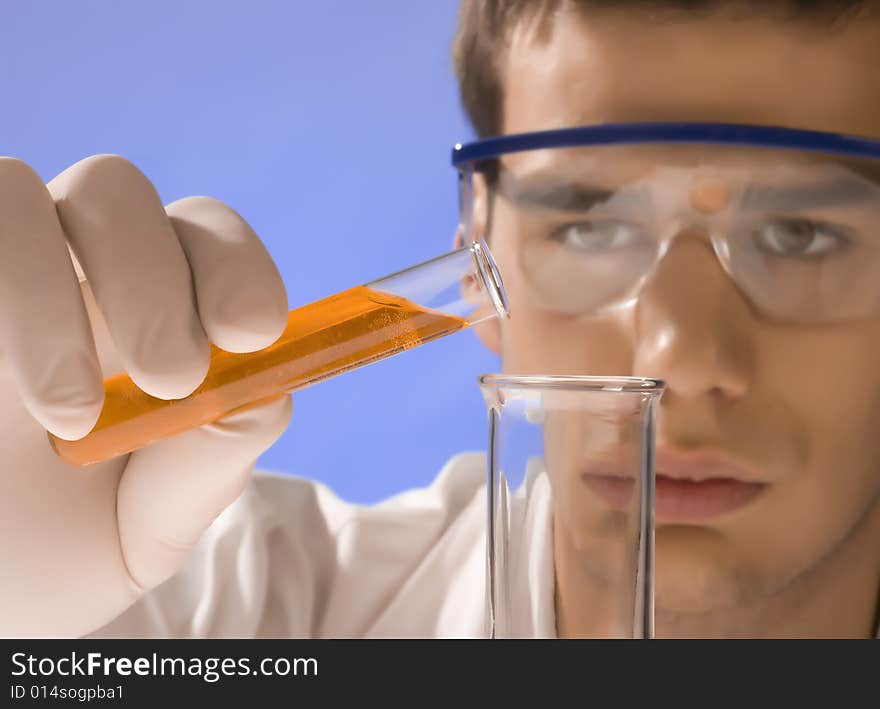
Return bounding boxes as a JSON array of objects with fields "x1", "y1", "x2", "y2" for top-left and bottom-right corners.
[{"x1": 50, "y1": 285, "x2": 468, "y2": 466}]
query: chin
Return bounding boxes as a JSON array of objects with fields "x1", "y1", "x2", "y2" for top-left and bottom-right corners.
[{"x1": 654, "y1": 525, "x2": 762, "y2": 616}]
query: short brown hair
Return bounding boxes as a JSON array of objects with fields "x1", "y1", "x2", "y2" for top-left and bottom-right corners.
[{"x1": 452, "y1": 0, "x2": 868, "y2": 138}]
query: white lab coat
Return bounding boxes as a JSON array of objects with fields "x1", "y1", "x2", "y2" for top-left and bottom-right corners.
[{"x1": 88, "y1": 452, "x2": 557, "y2": 639}]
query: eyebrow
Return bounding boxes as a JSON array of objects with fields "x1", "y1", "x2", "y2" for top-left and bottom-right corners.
[
  {"x1": 496, "y1": 168, "x2": 618, "y2": 211},
  {"x1": 741, "y1": 177, "x2": 880, "y2": 211},
  {"x1": 496, "y1": 166, "x2": 880, "y2": 213}
]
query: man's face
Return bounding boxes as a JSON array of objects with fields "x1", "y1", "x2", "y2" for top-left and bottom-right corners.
[{"x1": 487, "y1": 5, "x2": 880, "y2": 616}]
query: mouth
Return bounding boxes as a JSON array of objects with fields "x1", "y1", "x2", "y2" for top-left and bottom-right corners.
[{"x1": 579, "y1": 448, "x2": 769, "y2": 524}]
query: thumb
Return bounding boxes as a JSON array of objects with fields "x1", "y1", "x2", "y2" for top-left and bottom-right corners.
[{"x1": 116, "y1": 393, "x2": 292, "y2": 591}]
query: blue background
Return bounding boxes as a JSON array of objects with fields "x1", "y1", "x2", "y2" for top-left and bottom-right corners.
[{"x1": 1, "y1": 0, "x2": 498, "y2": 503}]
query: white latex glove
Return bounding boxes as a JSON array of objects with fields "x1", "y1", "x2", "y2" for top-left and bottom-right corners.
[{"x1": 0, "y1": 155, "x2": 293, "y2": 637}]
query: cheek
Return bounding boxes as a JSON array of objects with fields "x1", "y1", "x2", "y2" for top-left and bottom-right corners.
[
  {"x1": 776, "y1": 329, "x2": 880, "y2": 522},
  {"x1": 500, "y1": 303, "x2": 636, "y2": 375},
  {"x1": 722, "y1": 324, "x2": 880, "y2": 576},
  {"x1": 758, "y1": 324, "x2": 880, "y2": 466},
  {"x1": 491, "y1": 214, "x2": 636, "y2": 375}
]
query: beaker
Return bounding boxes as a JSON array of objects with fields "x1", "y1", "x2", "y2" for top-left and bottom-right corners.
[
  {"x1": 480, "y1": 374, "x2": 664, "y2": 639},
  {"x1": 51, "y1": 239, "x2": 508, "y2": 466}
]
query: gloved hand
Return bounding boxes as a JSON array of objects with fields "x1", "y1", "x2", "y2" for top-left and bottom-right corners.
[{"x1": 0, "y1": 155, "x2": 293, "y2": 637}]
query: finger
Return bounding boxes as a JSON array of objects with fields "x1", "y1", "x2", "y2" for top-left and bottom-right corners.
[
  {"x1": 48, "y1": 155, "x2": 210, "y2": 400},
  {"x1": 166, "y1": 196, "x2": 288, "y2": 353},
  {"x1": 0, "y1": 157, "x2": 104, "y2": 439},
  {"x1": 116, "y1": 393, "x2": 293, "y2": 590}
]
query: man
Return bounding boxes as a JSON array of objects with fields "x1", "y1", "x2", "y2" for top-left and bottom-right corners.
[{"x1": 1, "y1": 0, "x2": 879, "y2": 638}]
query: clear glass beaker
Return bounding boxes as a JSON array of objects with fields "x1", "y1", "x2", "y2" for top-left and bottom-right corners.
[
  {"x1": 480, "y1": 374, "x2": 665, "y2": 639},
  {"x1": 50, "y1": 239, "x2": 509, "y2": 466}
]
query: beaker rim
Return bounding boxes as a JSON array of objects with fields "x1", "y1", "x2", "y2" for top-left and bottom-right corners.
[{"x1": 478, "y1": 373, "x2": 665, "y2": 393}]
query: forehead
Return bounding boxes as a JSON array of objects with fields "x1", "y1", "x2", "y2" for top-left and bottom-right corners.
[{"x1": 501, "y1": 6, "x2": 880, "y2": 138}]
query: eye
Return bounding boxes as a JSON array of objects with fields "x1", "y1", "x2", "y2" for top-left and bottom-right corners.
[
  {"x1": 753, "y1": 218, "x2": 852, "y2": 259},
  {"x1": 549, "y1": 221, "x2": 647, "y2": 254}
]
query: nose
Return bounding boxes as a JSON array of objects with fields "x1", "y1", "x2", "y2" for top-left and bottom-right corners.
[{"x1": 633, "y1": 229, "x2": 753, "y2": 408}]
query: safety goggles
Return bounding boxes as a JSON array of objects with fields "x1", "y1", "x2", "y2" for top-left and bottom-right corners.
[{"x1": 453, "y1": 123, "x2": 880, "y2": 323}]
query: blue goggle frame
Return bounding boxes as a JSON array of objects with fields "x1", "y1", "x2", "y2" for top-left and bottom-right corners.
[{"x1": 451, "y1": 122, "x2": 880, "y2": 168}]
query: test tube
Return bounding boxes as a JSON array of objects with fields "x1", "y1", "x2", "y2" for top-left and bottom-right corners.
[{"x1": 50, "y1": 239, "x2": 509, "y2": 466}]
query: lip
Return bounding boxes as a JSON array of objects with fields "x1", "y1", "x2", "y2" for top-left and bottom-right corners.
[{"x1": 579, "y1": 447, "x2": 769, "y2": 524}]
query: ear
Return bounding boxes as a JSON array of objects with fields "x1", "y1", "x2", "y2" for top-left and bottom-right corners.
[
  {"x1": 474, "y1": 309, "x2": 502, "y2": 354},
  {"x1": 453, "y1": 171, "x2": 492, "y2": 245},
  {"x1": 452, "y1": 224, "x2": 465, "y2": 251},
  {"x1": 455, "y1": 173, "x2": 501, "y2": 355}
]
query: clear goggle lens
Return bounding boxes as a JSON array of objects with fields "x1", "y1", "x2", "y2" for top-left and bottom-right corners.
[{"x1": 456, "y1": 134, "x2": 880, "y2": 323}]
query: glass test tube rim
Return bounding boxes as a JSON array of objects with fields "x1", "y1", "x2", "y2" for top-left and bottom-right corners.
[
  {"x1": 479, "y1": 374, "x2": 666, "y2": 394},
  {"x1": 365, "y1": 236, "x2": 510, "y2": 325}
]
